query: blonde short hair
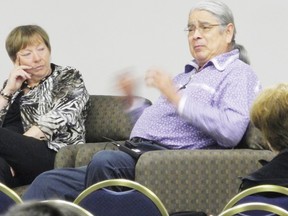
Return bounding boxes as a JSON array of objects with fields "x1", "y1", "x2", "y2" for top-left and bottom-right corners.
[{"x1": 251, "y1": 83, "x2": 288, "y2": 152}]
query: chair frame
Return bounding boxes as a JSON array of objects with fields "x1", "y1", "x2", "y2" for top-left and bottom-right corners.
[
  {"x1": 74, "y1": 178, "x2": 169, "y2": 216},
  {"x1": 219, "y1": 202, "x2": 288, "y2": 216},
  {"x1": 222, "y1": 184, "x2": 288, "y2": 212},
  {"x1": 0, "y1": 183, "x2": 22, "y2": 204}
]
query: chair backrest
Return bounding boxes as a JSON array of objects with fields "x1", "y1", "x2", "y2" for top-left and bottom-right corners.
[
  {"x1": 42, "y1": 200, "x2": 93, "y2": 216},
  {"x1": 219, "y1": 202, "x2": 288, "y2": 216},
  {"x1": 222, "y1": 184, "x2": 288, "y2": 211},
  {"x1": 222, "y1": 184, "x2": 288, "y2": 216},
  {"x1": 74, "y1": 179, "x2": 169, "y2": 216},
  {"x1": 0, "y1": 183, "x2": 22, "y2": 214}
]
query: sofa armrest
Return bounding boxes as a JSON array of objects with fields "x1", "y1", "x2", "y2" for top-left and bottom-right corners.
[
  {"x1": 135, "y1": 149, "x2": 275, "y2": 215},
  {"x1": 54, "y1": 145, "x2": 83, "y2": 168}
]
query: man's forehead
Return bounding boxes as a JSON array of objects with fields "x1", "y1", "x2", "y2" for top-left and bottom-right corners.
[{"x1": 189, "y1": 10, "x2": 217, "y2": 22}]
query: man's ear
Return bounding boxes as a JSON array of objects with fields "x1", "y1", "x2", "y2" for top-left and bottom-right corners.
[{"x1": 225, "y1": 23, "x2": 234, "y2": 43}]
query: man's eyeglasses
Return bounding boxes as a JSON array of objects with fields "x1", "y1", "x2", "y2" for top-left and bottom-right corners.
[{"x1": 184, "y1": 23, "x2": 222, "y2": 35}]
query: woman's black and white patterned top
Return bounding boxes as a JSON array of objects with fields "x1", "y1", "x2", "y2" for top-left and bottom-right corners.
[{"x1": 0, "y1": 63, "x2": 90, "y2": 151}]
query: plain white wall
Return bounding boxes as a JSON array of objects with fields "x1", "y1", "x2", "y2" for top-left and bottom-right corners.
[{"x1": 1, "y1": 0, "x2": 288, "y2": 103}]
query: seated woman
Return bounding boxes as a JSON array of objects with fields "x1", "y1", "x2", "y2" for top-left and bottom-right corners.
[{"x1": 0, "y1": 25, "x2": 89, "y2": 187}]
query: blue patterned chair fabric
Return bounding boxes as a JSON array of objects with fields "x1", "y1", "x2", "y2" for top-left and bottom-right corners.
[
  {"x1": 0, "y1": 183, "x2": 22, "y2": 214},
  {"x1": 74, "y1": 179, "x2": 169, "y2": 216}
]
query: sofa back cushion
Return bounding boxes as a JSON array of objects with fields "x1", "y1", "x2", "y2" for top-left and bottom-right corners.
[
  {"x1": 85, "y1": 95, "x2": 151, "y2": 142},
  {"x1": 236, "y1": 122, "x2": 269, "y2": 150}
]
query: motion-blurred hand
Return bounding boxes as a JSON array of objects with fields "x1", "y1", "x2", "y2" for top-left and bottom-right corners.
[
  {"x1": 145, "y1": 67, "x2": 180, "y2": 106},
  {"x1": 117, "y1": 72, "x2": 136, "y2": 97}
]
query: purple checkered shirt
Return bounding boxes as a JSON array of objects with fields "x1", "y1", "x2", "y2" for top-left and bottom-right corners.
[{"x1": 130, "y1": 49, "x2": 261, "y2": 149}]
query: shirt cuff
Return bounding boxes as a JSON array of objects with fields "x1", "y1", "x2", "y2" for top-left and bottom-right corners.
[
  {"x1": 177, "y1": 95, "x2": 187, "y2": 115},
  {"x1": 126, "y1": 97, "x2": 147, "y2": 113}
]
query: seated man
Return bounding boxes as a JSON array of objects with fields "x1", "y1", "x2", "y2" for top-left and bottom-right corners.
[{"x1": 23, "y1": 0, "x2": 260, "y2": 201}]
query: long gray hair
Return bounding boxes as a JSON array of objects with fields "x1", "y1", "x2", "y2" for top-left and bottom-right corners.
[{"x1": 191, "y1": 0, "x2": 250, "y2": 64}]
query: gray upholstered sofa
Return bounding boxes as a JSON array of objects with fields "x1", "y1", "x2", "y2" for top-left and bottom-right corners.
[{"x1": 14, "y1": 95, "x2": 276, "y2": 215}]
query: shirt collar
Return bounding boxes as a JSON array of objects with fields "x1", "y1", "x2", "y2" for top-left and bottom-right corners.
[{"x1": 184, "y1": 49, "x2": 240, "y2": 73}]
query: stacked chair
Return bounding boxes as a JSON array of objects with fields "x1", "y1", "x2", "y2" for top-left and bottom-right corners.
[
  {"x1": 0, "y1": 183, "x2": 22, "y2": 214},
  {"x1": 220, "y1": 184, "x2": 288, "y2": 216},
  {"x1": 74, "y1": 178, "x2": 169, "y2": 216},
  {"x1": 0, "y1": 183, "x2": 93, "y2": 215},
  {"x1": 2, "y1": 177, "x2": 168, "y2": 215},
  {"x1": 219, "y1": 202, "x2": 288, "y2": 216}
]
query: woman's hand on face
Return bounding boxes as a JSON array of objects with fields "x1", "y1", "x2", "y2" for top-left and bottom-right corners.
[{"x1": 4, "y1": 58, "x2": 32, "y2": 94}]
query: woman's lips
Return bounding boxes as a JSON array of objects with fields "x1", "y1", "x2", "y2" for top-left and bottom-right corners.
[{"x1": 32, "y1": 65, "x2": 44, "y2": 71}]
